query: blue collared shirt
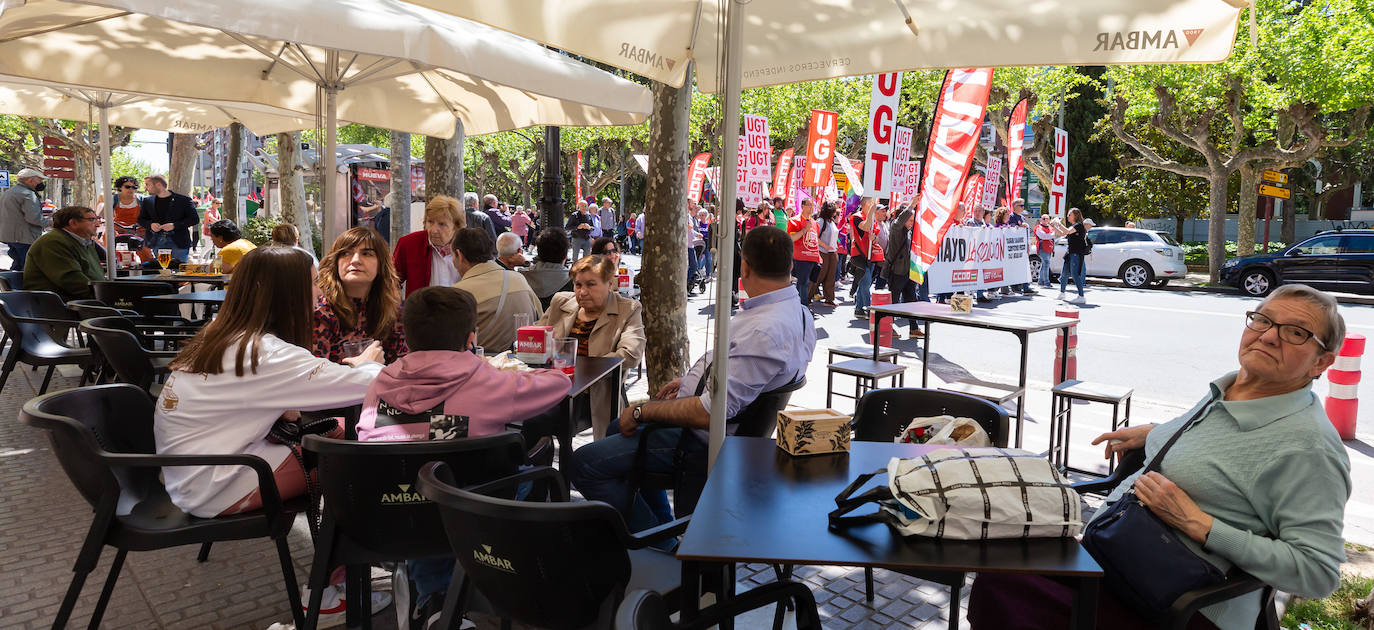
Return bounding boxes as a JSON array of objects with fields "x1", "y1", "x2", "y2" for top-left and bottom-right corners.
[{"x1": 678, "y1": 286, "x2": 817, "y2": 430}]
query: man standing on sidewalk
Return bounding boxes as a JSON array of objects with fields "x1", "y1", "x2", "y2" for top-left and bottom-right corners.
[
  {"x1": 0, "y1": 168, "x2": 50, "y2": 270},
  {"x1": 1034, "y1": 213, "x2": 1057, "y2": 288},
  {"x1": 1008, "y1": 200, "x2": 1035, "y2": 294},
  {"x1": 137, "y1": 174, "x2": 199, "y2": 264}
]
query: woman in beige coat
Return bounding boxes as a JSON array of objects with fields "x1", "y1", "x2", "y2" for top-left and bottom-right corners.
[{"x1": 537, "y1": 255, "x2": 645, "y2": 439}]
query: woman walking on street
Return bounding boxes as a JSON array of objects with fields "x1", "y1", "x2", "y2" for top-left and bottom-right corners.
[
  {"x1": 884, "y1": 208, "x2": 924, "y2": 338},
  {"x1": 813, "y1": 201, "x2": 840, "y2": 306},
  {"x1": 1056, "y1": 207, "x2": 1090, "y2": 304}
]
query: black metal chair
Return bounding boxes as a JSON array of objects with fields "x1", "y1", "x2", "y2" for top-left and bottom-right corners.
[
  {"x1": 417, "y1": 462, "x2": 702, "y2": 630},
  {"x1": 79, "y1": 316, "x2": 177, "y2": 397},
  {"x1": 626, "y1": 376, "x2": 806, "y2": 519},
  {"x1": 19, "y1": 384, "x2": 305, "y2": 630},
  {"x1": 90, "y1": 280, "x2": 187, "y2": 322},
  {"x1": 615, "y1": 583, "x2": 820, "y2": 630},
  {"x1": 1071, "y1": 450, "x2": 1279, "y2": 630},
  {"x1": 814, "y1": 387, "x2": 1011, "y2": 627},
  {"x1": 0, "y1": 291, "x2": 94, "y2": 394},
  {"x1": 298, "y1": 432, "x2": 544, "y2": 630},
  {"x1": 0, "y1": 269, "x2": 24, "y2": 291}
]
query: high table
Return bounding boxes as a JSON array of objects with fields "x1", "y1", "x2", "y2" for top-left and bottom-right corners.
[
  {"x1": 556, "y1": 355, "x2": 623, "y2": 470},
  {"x1": 144, "y1": 289, "x2": 227, "y2": 305},
  {"x1": 867, "y1": 302, "x2": 1078, "y2": 447},
  {"x1": 676, "y1": 437, "x2": 1102, "y2": 629},
  {"x1": 116, "y1": 272, "x2": 230, "y2": 286}
]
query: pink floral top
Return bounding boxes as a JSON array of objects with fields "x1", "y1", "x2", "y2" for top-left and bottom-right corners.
[{"x1": 311, "y1": 296, "x2": 408, "y2": 364}]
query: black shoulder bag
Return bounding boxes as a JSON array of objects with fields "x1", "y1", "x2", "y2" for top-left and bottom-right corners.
[
  {"x1": 1080, "y1": 405, "x2": 1225, "y2": 621},
  {"x1": 266, "y1": 415, "x2": 338, "y2": 534}
]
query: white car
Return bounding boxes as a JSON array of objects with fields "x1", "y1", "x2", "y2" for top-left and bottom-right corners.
[{"x1": 1046, "y1": 227, "x2": 1187, "y2": 288}]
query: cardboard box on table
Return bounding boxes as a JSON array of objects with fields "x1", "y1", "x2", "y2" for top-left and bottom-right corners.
[{"x1": 776, "y1": 409, "x2": 853, "y2": 456}]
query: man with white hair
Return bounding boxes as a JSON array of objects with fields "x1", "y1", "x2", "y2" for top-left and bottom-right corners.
[
  {"x1": 494, "y1": 232, "x2": 526, "y2": 270},
  {"x1": 0, "y1": 168, "x2": 49, "y2": 270},
  {"x1": 463, "y1": 191, "x2": 496, "y2": 242},
  {"x1": 598, "y1": 197, "x2": 617, "y2": 242}
]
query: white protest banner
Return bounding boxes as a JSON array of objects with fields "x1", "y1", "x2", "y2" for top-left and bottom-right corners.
[
  {"x1": 704, "y1": 167, "x2": 721, "y2": 199},
  {"x1": 787, "y1": 163, "x2": 804, "y2": 212},
  {"x1": 981, "y1": 154, "x2": 1002, "y2": 210},
  {"x1": 735, "y1": 135, "x2": 749, "y2": 198},
  {"x1": 904, "y1": 160, "x2": 921, "y2": 201},
  {"x1": 744, "y1": 114, "x2": 771, "y2": 182},
  {"x1": 863, "y1": 72, "x2": 902, "y2": 196},
  {"x1": 926, "y1": 225, "x2": 1031, "y2": 293},
  {"x1": 889, "y1": 125, "x2": 913, "y2": 204},
  {"x1": 1048, "y1": 127, "x2": 1069, "y2": 218},
  {"x1": 743, "y1": 178, "x2": 767, "y2": 208}
]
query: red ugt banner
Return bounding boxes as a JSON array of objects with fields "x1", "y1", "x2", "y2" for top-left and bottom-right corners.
[
  {"x1": 912, "y1": 68, "x2": 994, "y2": 277},
  {"x1": 803, "y1": 109, "x2": 838, "y2": 187}
]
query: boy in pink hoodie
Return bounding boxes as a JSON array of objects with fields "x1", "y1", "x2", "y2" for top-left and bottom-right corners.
[
  {"x1": 357, "y1": 286, "x2": 570, "y2": 442},
  {"x1": 358, "y1": 286, "x2": 569, "y2": 628}
]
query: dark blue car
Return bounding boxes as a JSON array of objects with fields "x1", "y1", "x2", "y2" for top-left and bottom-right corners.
[{"x1": 1220, "y1": 229, "x2": 1374, "y2": 296}]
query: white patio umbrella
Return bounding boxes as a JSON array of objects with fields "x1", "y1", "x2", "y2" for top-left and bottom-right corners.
[
  {"x1": 398, "y1": 0, "x2": 1250, "y2": 465},
  {"x1": 0, "y1": 0, "x2": 654, "y2": 244},
  {"x1": 0, "y1": 75, "x2": 326, "y2": 278}
]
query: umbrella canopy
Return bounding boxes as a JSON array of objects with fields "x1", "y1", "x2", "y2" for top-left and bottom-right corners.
[
  {"x1": 398, "y1": 0, "x2": 1247, "y2": 90},
  {"x1": 0, "y1": 0, "x2": 655, "y2": 243},
  {"x1": 0, "y1": 75, "x2": 326, "y2": 279},
  {"x1": 0, "y1": 77, "x2": 320, "y2": 136},
  {"x1": 396, "y1": 0, "x2": 1249, "y2": 467}
]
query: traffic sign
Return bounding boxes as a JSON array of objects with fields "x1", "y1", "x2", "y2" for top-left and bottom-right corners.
[
  {"x1": 1258, "y1": 184, "x2": 1291, "y2": 200},
  {"x1": 0, "y1": 170, "x2": 9, "y2": 188},
  {"x1": 1262, "y1": 170, "x2": 1288, "y2": 184}
]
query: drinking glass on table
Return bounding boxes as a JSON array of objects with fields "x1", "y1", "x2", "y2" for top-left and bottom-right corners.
[
  {"x1": 553, "y1": 337, "x2": 577, "y2": 375},
  {"x1": 340, "y1": 338, "x2": 375, "y2": 360},
  {"x1": 513, "y1": 312, "x2": 531, "y2": 331},
  {"x1": 156, "y1": 249, "x2": 172, "y2": 271}
]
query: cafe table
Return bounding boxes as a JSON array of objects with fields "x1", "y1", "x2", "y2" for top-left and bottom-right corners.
[
  {"x1": 676, "y1": 437, "x2": 1102, "y2": 629},
  {"x1": 144, "y1": 289, "x2": 227, "y2": 305},
  {"x1": 117, "y1": 271, "x2": 231, "y2": 286},
  {"x1": 867, "y1": 301, "x2": 1078, "y2": 447},
  {"x1": 554, "y1": 355, "x2": 623, "y2": 470}
]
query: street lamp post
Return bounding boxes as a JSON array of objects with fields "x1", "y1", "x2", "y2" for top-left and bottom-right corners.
[{"x1": 540, "y1": 126, "x2": 564, "y2": 232}]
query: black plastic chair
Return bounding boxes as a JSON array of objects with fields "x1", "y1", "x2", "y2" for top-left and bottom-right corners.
[
  {"x1": 91, "y1": 280, "x2": 186, "y2": 322},
  {"x1": 1071, "y1": 450, "x2": 1279, "y2": 630},
  {"x1": 19, "y1": 384, "x2": 305, "y2": 630},
  {"x1": 807, "y1": 387, "x2": 1011, "y2": 626},
  {"x1": 0, "y1": 291, "x2": 94, "y2": 394},
  {"x1": 0, "y1": 269, "x2": 23, "y2": 291},
  {"x1": 615, "y1": 583, "x2": 820, "y2": 630},
  {"x1": 417, "y1": 461, "x2": 698, "y2": 630},
  {"x1": 298, "y1": 432, "x2": 540, "y2": 630},
  {"x1": 626, "y1": 376, "x2": 806, "y2": 519},
  {"x1": 79, "y1": 316, "x2": 177, "y2": 397}
]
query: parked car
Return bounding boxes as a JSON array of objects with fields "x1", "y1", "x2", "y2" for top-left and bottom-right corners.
[
  {"x1": 1047, "y1": 227, "x2": 1187, "y2": 288},
  {"x1": 1220, "y1": 229, "x2": 1374, "y2": 296}
]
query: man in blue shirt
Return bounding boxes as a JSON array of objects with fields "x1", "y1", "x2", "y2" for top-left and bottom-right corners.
[
  {"x1": 569, "y1": 226, "x2": 817, "y2": 531},
  {"x1": 1008, "y1": 200, "x2": 1035, "y2": 294}
]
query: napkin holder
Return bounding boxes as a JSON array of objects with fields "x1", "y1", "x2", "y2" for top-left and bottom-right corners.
[{"x1": 776, "y1": 409, "x2": 852, "y2": 456}]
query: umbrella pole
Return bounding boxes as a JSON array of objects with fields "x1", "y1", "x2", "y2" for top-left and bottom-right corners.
[
  {"x1": 322, "y1": 50, "x2": 342, "y2": 247},
  {"x1": 707, "y1": 0, "x2": 744, "y2": 470},
  {"x1": 98, "y1": 102, "x2": 115, "y2": 280}
]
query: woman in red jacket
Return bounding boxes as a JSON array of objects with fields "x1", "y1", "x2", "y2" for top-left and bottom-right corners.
[{"x1": 392, "y1": 195, "x2": 465, "y2": 297}]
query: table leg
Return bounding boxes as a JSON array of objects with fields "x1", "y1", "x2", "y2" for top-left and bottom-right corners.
[
  {"x1": 1069, "y1": 576, "x2": 1099, "y2": 630},
  {"x1": 680, "y1": 560, "x2": 702, "y2": 621},
  {"x1": 920, "y1": 323, "x2": 931, "y2": 388},
  {"x1": 1015, "y1": 331, "x2": 1029, "y2": 449},
  {"x1": 556, "y1": 397, "x2": 575, "y2": 473},
  {"x1": 1059, "y1": 326, "x2": 1070, "y2": 385}
]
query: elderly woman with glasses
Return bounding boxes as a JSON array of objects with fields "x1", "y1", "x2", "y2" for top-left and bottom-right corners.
[{"x1": 968, "y1": 284, "x2": 1351, "y2": 630}]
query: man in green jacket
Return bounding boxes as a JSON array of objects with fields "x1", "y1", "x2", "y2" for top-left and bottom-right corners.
[{"x1": 24, "y1": 206, "x2": 104, "y2": 300}]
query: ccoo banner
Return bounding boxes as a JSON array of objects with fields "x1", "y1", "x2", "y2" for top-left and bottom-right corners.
[
  {"x1": 772, "y1": 148, "x2": 795, "y2": 199},
  {"x1": 863, "y1": 72, "x2": 902, "y2": 196},
  {"x1": 686, "y1": 152, "x2": 711, "y2": 203},
  {"x1": 926, "y1": 225, "x2": 1032, "y2": 293}
]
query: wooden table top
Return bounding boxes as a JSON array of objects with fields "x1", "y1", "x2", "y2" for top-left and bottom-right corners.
[{"x1": 677, "y1": 437, "x2": 1102, "y2": 578}]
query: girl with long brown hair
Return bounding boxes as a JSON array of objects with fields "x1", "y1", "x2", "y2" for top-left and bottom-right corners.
[
  {"x1": 155, "y1": 247, "x2": 384, "y2": 518},
  {"x1": 313, "y1": 226, "x2": 408, "y2": 364}
]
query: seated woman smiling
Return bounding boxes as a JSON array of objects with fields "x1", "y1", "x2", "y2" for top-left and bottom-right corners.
[{"x1": 154, "y1": 247, "x2": 384, "y2": 518}]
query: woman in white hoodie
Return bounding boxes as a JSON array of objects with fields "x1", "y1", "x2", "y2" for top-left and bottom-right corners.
[{"x1": 154, "y1": 246, "x2": 385, "y2": 518}]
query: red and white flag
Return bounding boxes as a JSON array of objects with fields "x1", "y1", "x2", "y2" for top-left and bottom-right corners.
[
  {"x1": 803, "y1": 109, "x2": 838, "y2": 187},
  {"x1": 912, "y1": 68, "x2": 994, "y2": 282},
  {"x1": 687, "y1": 152, "x2": 712, "y2": 203},
  {"x1": 574, "y1": 150, "x2": 584, "y2": 201},
  {"x1": 772, "y1": 148, "x2": 795, "y2": 199},
  {"x1": 1006, "y1": 98, "x2": 1029, "y2": 205}
]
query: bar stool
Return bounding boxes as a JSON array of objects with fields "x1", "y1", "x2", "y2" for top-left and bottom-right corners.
[
  {"x1": 1049, "y1": 379, "x2": 1133, "y2": 476},
  {"x1": 826, "y1": 358, "x2": 906, "y2": 412},
  {"x1": 827, "y1": 343, "x2": 899, "y2": 365}
]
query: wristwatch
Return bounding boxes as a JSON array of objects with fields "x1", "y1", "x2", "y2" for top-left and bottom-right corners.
[{"x1": 632, "y1": 404, "x2": 643, "y2": 423}]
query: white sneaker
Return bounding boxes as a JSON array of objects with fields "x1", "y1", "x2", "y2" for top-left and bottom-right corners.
[
  {"x1": 982, "y1": 292, "x2": 999, "y2": 300},
  {"x1": 303, "y1": 584, "x2": 394, "y2": 628},
  {"x1": 1070, "y1": 294, "x2": 1087, "y2": 304},
  {"x1": 1057, "y1": 291, "x2": 1067, "y2": 301}
]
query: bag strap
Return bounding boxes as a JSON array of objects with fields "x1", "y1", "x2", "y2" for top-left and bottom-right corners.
[
  {"x1": 1141, "y1": 400, "x2": 1214, "y2": 474},
  {"x1": 494, "y1": 269, "x2": 511, "y2": 317},
  {"x1": 827, "y1": 468, "x2": 893, "y2": 529}
]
